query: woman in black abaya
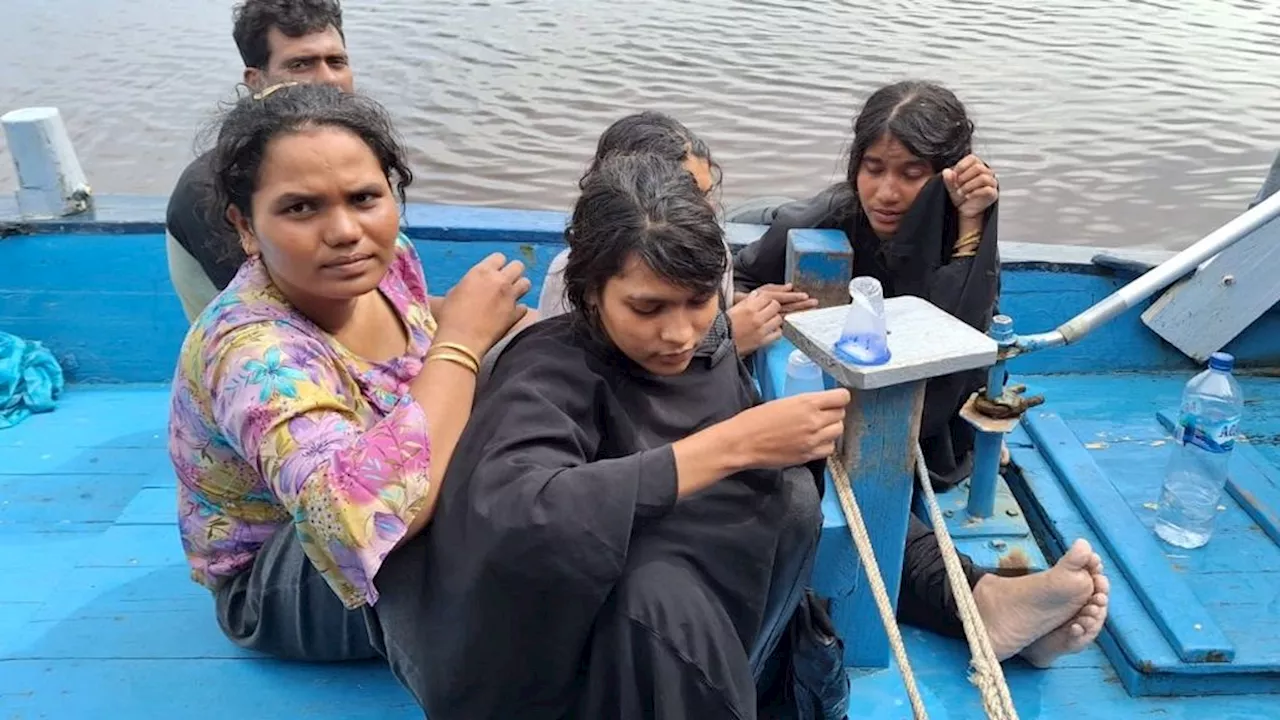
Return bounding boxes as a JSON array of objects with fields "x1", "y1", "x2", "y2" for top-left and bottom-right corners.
[{"x1": 733, "y1": 80, "x2": 1001, "y2": 490}]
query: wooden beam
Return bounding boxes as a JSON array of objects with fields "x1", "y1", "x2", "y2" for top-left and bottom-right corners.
[{"x1": 1141, "y1": 215, "x2": 1280, "y2": 362}]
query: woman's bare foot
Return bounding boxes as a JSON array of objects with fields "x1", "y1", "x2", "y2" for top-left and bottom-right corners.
[
  {"x1": 1020, "y1": 558, "x2": 1111, "y2": 667},
  {"x1": 972, "y1": 539, "x2": 1097, "y2": 660}
]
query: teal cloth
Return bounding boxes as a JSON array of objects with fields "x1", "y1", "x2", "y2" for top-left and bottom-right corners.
[{"x1": 0, "y1": 331, "x2": 65, "y2": 429}]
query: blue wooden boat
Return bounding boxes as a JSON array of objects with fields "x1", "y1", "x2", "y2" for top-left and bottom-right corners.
[{"x1": 2, "y1": 107, "x2": 1278, "y2": 718}]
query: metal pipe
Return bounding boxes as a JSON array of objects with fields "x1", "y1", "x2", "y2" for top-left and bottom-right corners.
[
  {"x1": 968, "y1": 432, "x2": 1003, "y2": 519},
  {"x1": 1012, "y1": 190, "x2": 1280, "y2": 355},
  {"x1": 967, "y1": 316, "x2": 1015, "y2": 519}
]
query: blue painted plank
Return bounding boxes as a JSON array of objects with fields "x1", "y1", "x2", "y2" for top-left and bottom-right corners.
[
  {"x1": 1014, "y1": 373, "x2": 1280, "y2": 449},
  {"x1": 11, "y1": 602, "x2": 249, "y2": 661},
  {"x1": 1058, "y1": 439, "x2": 1279, "y2": 577},
  {"x1": 115, "y1": 487, "x2": 176, "y2": 525},
  {"x1": 1005, "y1": 443, "x2": 1184, "y2": 679},
  {"x1": 7, "y1": 226, "x2": 1280, "y2": 383},
  {"x1": 1009, "y1": 442, "x2": 1280, "y2": 697},
  {"x1": 0, "y1": 659, "x2": 418, "y2": 719},
  {"x1": 30, "y1": 565, "x2": 205, "y2": 623},
  {"x1": 6, "y1": 604, "x2": 245, "y2": 661},
  {"x1": 0, "y1": 384, "x2": 170, "y2": 450},
  {"x1": 1023, "y1": 411, "x2": 1236, "y2": 664},
  {"x1": 401, "y1": 202, "x2": 567, "y2": 241},
  {"x1": 0, "y1": 473, "x2": 151, "y2": 525},
  {"x1": 999, "y1": 270, "x2": 1280, "y2": 374},
  {"x1": 0, "y1": 194, "x2": 168, "y2": 233},
  {"x1": 1233, "y1": 445, "x2": 1280, "y2": 548},
  {"x1": 0, "y1": 446, "x2": 170, "y2": 475},
  {"x1": 406, "y1": 239, "x2": 560, "y2": 301},
  {"x1": 78, "y1": 524, "x2": 185, "y2": 568},
  {"x1": 0, "y1": 233, "x2": 174, "y2": 293},
  {"x1": 1156, "y1": 410, "x2": 1280, "y2": 548},
  {"x1": 844, "y1": 629, "x2": 1280, "y2": 719},
  {"x1": 0, "y1": 536, "x2": 85, "y2": 604},
  {"x1": 0, "y1": 318, "x2": 183, "y2": 383}
]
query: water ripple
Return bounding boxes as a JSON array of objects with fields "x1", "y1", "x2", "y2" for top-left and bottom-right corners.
[{"x1": 0, "y1": 0, "x2": 1277, "y2": 249}]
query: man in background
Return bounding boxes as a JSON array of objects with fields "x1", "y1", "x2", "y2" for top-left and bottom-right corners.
[{"x1": 166, "y1": 0, "x2": 354, "y2": 320}]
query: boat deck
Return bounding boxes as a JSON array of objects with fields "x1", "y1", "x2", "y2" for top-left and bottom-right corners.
[{"x1": 2, "y1": 378, "x2": 1277, "y2": 719}]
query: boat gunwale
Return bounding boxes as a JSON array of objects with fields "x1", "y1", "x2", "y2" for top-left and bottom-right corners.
[{"x1": 0, "y1": 193, "x2": 1175, "y2": 277}]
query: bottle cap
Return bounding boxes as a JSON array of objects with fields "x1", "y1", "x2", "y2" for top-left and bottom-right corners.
[{"x1": 1208, "y1": 352, "x2": 1234, "y2": 372}]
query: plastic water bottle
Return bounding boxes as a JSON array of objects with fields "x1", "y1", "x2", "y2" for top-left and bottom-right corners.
[
  {"x1": 1154, "y1": 352, "x2": 1243, "y2": 549},
  {"x1": 785, "y1": 349, "x2": 826, "y2": 396},
  {"x1": 833, "y1": 276, "x2": 891, "y2": 366}
]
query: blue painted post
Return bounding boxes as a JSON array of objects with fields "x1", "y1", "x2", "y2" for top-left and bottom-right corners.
[
  {"x1": 813, "y1": 378, "x2": 926, "y2": 668},
  {"x1": 1, "y1": 107, "x2": 92, "y2": 219},
  {"x1": 780, "y1": 244, "x2": 998, "y2": 669},
  {"x1": 966, "y1": 315, "x2": 1016, "y2": 519},
  {"x1": 785, "y1": 228, "x2": 853, "y2": 309}
]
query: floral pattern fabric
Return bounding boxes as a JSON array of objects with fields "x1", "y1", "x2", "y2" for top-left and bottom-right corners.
[{"x1": 168, "y1": 234, "x2": 436, "y2": 609}]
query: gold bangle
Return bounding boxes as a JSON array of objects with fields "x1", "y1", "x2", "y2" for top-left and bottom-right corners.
[
  {"x1": 953, "y1": 229, "x2": 981, "y2": 258},
  {"x1": 430, "y1": 341, "x2": 481, "y2": 368},
  {"x1": 426, "y1": 350, "x2": 479, "y2": 375}
]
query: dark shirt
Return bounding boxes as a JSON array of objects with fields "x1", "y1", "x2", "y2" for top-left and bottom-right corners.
[{"x1": 165, "y1": 151, "x2": 247, "y2": 290}]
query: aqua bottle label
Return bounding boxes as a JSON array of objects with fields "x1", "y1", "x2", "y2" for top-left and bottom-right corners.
[{"x1": 1175, "y1": 414, "x2": 1240, "y2": 454}]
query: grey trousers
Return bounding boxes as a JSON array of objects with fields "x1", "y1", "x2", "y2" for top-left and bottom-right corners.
[{"x1": 213, "y1": 522, "x2": 380, "y2": 662}]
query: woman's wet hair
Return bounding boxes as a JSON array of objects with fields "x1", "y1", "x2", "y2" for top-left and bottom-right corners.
[
  {"x1": 581, "y1": 111, "x2": 720, "y2": 192},
  {"x1": 845, "y1": 80, "x2": 974, "y2": 184},
  {"x1": 209, "y1": 83, "x2": 413, "y2": 226},
  {"x1": 563, "y1": 153, "x2": 727, "y2": 323}
]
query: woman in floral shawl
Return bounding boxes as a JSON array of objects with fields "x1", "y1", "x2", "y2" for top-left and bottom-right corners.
[{"x1": 167, "y1": 82, "x2": 530, "y2": 661}]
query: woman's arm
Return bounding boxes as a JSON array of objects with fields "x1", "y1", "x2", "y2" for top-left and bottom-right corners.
[
  {"x1": 732, "y1": 186, "x2": 848, "y2": 292},
  {"x1": 209, "y1": 324, "x2": 435, "y2": 609},
  {"x1": 400, "y1": 325, "x2": 481, "y2": 544}
]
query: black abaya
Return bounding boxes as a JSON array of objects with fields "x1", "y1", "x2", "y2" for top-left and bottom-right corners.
[
  {"x1": 369, "y1": 313, "x2": 824, "y2": 719},
  {"x1": 733, "y1": 177, "x2": 1001, "y2": 488}
]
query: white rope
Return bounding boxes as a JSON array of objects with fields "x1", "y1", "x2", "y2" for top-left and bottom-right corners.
[
  {"x1": 826, "y1": 453, "x2": 929, "y2": 720},
  {"x1": 825, "y1": 445, "x2": 1021, "y2": 720},
  {"x1": 911, "y1": 444, "x2": 1020, "y2": 720}
]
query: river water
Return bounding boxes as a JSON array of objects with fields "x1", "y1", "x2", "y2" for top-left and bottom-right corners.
[{"x1": 2, "y1": 0, "x2": 1278, "y2": 249}]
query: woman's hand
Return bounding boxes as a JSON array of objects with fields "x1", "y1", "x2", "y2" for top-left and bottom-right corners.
[
  {"x1": 672, "y1": 388, "x2": 850, "y2": 498},
  {"x1": 730, "y1": 389, "x2": 850, "y2": 468},
  {"x1": 733, "y1": 284, "x2": 818, "y2": 315},
  {"x1": 942, "y1": 154, "x2": 999, "y2": 220},
  {"x1": 727, "y1": 291, "x2": 783, "y2": 356},
  {"x1": 434, "y1": 253, "x2": 532, "y2": 356}
]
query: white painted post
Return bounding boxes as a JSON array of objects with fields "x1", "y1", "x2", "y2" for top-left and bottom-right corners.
[{"x1": 1, "y1": 107, "x2": 92, "y2": 219}]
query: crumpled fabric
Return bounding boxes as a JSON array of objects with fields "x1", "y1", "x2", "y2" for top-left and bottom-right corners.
[{"x1": 0, "y1": 331, "x2": 65, "y2": 429}]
